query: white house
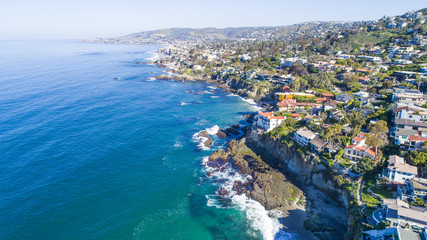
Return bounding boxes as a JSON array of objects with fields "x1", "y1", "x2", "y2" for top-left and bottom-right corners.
[
  {"x1": 256, "y1": 111, "x2": 285, "y2": 132},
  {"x1": 382, "y1": 155, "x2": 418, "y2": 183},
  {"x1": 343, "y1": 132, "x2": 376, "y2": 162},
  {"x1": 293, "y1": 128, "x2": 316, "y2": 146},
  {"x1": 381, "y1": 198, "x2": 427, "y2": 228},
  {"x1": 393, "y1": 106, "x2": 427, "y2": 123}
]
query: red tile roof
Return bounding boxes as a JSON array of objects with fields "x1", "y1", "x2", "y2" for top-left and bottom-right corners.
[
  {"x1": 277, "y1": 101, "x2": 320, "y2": 107},
  {"x1": 345, "y1": 144, "x2": 376, "y2": 157},
  {"x1": 321, "y1": 93, "x2": 335, "y2": 97},
  {"x1": 408, "y1": 135, "x2": 427, "y2": 141},
  {"x1": 353, "y1": 137, "x2": 364, "y2": 142},
  {"x1": 393, "y1": 106, "x2": 418, "y2": 113},
  {"x1": 258, "y1": 111, "x2": 284, "y2": 120},
  {"x1": 366, "y1": 148, "x2": 376, "y2": 157},
  {"x1": 282, "y1": 86, "x2": 292, "y2": 92},
  {"x1": 315, "y1": 97, "x2": 328, "y2": 103}
]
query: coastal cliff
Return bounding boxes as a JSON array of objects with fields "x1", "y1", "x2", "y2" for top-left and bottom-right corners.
[
  {"x1": 155, "y1": 70, "x2": 276, "y2": 103},
  {"x1": 245, "y1": 129, "x2": 350, "y2": 207},
  {"x1": 245, "y1": 129, "x2": 361, "y2": 240},
  {"x1": 207, "y1": 138, "x2": 303, "y2": 210}
]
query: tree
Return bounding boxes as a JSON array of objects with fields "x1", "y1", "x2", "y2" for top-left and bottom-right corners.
[
  {"x1": 382, "y1": 81, "x2": 393, "y2": 89},
  {"x1": 343, "y1": 74, "x2": 359, "y2": 89},
  {"x1": 323, "y1": 124, "x2": 343, "y2": 152},
  {"x1": 367, "y1": 120, "x2": 389, "y2": 157},
  {"x1": 376, "y1": 221, "x2": 390, "y2": 230},
  {"x1": 366, "y1": 133, "x2": 382, "y2": 155},
  {"x1": 415, "y1": 74, "x2": 423, "y2": 91},
  {"x1": 290, "y1": 62, "x2": 307, "y2": 76},
  {"x1": 290, "y1": 79, "x2": 301, "y2": 91},
  {"x1": 353, "y1": 157, "x2": 376, "y2": 174},
  {"x1": 408, "y1": 151, "x2": 427, "y2": 166}
]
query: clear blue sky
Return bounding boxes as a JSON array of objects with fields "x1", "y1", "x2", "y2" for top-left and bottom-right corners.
[{"x1": 1, "y1": 0, "x2": 426, "y2": 39}]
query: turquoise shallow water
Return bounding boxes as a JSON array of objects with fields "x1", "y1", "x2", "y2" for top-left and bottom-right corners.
[{"x1": 0, "y1": 40, "x2": 295, "y2": 240}]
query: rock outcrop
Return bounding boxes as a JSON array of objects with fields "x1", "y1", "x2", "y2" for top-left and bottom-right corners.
[
  {"x1": 197, "y1": 130, "x2": 213, "y2": 149},
  {"x1": 207, "y1": 138, "x2": 303, "y2": 210}
]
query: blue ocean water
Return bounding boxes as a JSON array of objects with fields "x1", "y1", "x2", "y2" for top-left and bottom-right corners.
[{"x1": 0, "y1": 40, "x2": 295, "y2": 240}]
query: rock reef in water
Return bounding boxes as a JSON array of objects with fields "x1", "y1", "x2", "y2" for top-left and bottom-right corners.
[
  {"x1": 197, "y1": 130, "x2": 213, "y2": 149},
  {"x1": 207, "y1": 138, "x2": 303, "y2": 210}
]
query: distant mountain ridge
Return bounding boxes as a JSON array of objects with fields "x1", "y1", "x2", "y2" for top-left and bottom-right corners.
[
  {"x1": 86, "y1": 21, "x2": 360, "y2": 44},
  {"x1": 87, "y1": 7, "x2": 427, "y2": 44}
]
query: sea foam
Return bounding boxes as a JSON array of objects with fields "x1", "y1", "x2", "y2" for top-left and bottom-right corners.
[
  {"x1": 206, "y1": 125, "x2": 219, "y2": 135},
  {"x1": 201, "y1": 156, "x2": 294, "y2": 240}
]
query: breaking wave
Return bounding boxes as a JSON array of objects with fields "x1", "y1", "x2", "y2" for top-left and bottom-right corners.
[{"x1": 201, "y1": 156, "x2": 296, "y2": 240}]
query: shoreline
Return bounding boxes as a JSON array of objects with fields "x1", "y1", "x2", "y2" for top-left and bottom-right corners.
[{"x1": 150, "y1": 49, "x2": 345, "y2": 240}]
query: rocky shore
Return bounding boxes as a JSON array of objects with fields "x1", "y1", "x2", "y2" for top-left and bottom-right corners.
[
  {"x1": 154, "y1": 54, "x2": 350, "y2": 240},
  {"x1": 207, "y1": 138, "x2": 303, "y2": 210}
]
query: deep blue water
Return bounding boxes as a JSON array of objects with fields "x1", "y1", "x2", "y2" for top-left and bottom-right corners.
[{"x1": 0, "y1": 40, "x2": 288, "y2": 240}]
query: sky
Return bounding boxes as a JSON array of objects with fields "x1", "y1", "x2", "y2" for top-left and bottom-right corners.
[{"x1": 0, "y1": 0, "x2": 426, "y2": 40}]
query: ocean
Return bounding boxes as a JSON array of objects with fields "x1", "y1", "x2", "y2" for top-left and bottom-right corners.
[{"x1": 0, "y1": 40, "x2": 296, "y2": 240}]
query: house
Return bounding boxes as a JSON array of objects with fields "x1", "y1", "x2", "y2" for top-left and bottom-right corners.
[
  {"x1": 343, "y1": 145, "x2": 376, "y2": 161},
  {"x1": 362, "y1": 228, "x2": 397, "y2": 240},
  {"x1": 391, "y1": 72, "x2": 418, "y2": 83},
  {"x1": 353, "y1": 91, "x2": 369, "y2": 98},
  {"x1": 293, "y1": 128, "x2": 316, "y2": 146},
  {"x1": 393, "y1": 106, "x2": 427, "y2": 123},
  {"x1": 256, "y1": 111, "x2": 285, "y2": 132},
  {"x1": 309, "y1": 136, "x2": 327, "y2": 153},
  {"x1": 275, "y1": 92, "x2": 315, "y2": 102},
  {"x1": 277, "y1": 99, "x2": 321, "y2": 112},
  {"x1": 315, "y1": 97, "x2": 328, "y2": 103},
  {"x1": 365, "y1": 46, "x2": 385, "y2": 55},
  {"x1": 408, "y1": 135, "x2": 427, "y2": 151},
  {"x1": 357, "y1": 56, "x2": 382, "y2": 63},
  {"x1": 344, "y1": 132, "x2": 376, "y2": 161},
  {"x1": 382, "y1": 155, "x2": 418, "y2": 183},
  {"x1": 282, "y1": 85, "x2": 292, "y2": 92},
  {"x1": 351, "y1": 132, "x2": 367, "y2": 146},
  {"x1": 337, "y1": 54, "x2": 355, "y2": 59},
  {"x1": 381, "y1": 198, "x2": 426, "y2": 228},
  {"x1": 323, "y1": 100, "x2": 338, "y2": 111},
  {"x1": 356, "y1": 68, "x2": 371, "y2": 74},
  {"x1": 406, "y1": 179, "x2": 427, "y2": 199},
  {"x1": 391, "y1": 90, "x2": 425, "y2": 105},
  {"x1": 321, "y1": 92, "x2": 335, "y2": 100},
  {"x1": 391, "y1": 119, "x2": 427, "y2": 149},
  {"x1": 393, "y1": 59, "x2": 413, "y2": 65},
  {"x1": 336, "y1": 94, "x2": 353, "y2": 103},
  {"x1": 330, "y1": 109, "x2": 345, "y2": 121}
]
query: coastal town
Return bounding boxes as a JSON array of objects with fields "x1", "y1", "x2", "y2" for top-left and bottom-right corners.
[{"x1": 98, "y1": 8, "x2": 427, "y2": 240}]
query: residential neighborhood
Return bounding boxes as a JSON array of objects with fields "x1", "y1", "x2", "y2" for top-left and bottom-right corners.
[{"x1": 102, "y1": 7, "x2": 427, "y2": 240}]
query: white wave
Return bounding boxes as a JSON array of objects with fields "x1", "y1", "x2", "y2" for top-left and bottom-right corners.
[
  {"x1": 192, "y1": 132, "x2": 210, "y2": 151},
  {"x1": 207, "y1": 85, "x2": 218, "y2": 90},
  {"x1": 205, "y1": 194, "x2": 229, "y2": 209},
  {"x1": 195, "y1": 119, "x2": 210, "y2": 126},
  {"x1": 226, "y1": 93, "x2": 262, "y2": 111},
  {"x1": 232, "y1": 195, "x2": 284, "y2": 240},
  {"x1": 173, "y1": 140, "x2": 182, "y2": 148},
  {"x1": 206, "y1": 125, "x2": 220, "y2": 135},
  {"x1": 147, "y1": 77, "x2": 156, "y2": 81},
  {"x1": 240, "y1": 98, "x2": 262, "y2": 111},
  {"x1": 179, "y1": 102, "x2": 188, "y2": 106},
  {"x1": 146, "y1": 51, "x2": 160, "y2": 62},
  {"x1": 210, "y1": 96, "x2": 219, "y2": 98},
  {"x1": 201, "y1": 156, "x2": 293, "y2": 240}
]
